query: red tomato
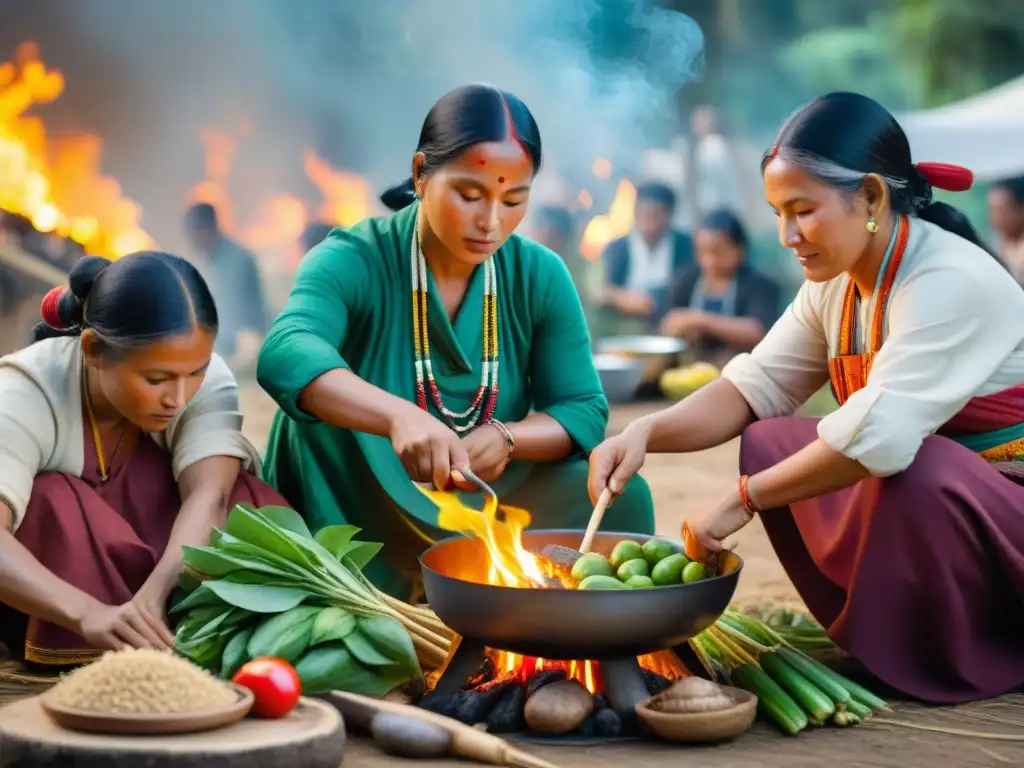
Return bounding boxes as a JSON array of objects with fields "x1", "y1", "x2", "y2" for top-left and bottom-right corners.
[{"x1": 232, "y1": 657, "x2": 302, "y2": 718}]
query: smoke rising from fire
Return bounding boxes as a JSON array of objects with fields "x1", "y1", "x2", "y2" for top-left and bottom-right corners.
[{"x1": 17, "y1": 0, "x2": 704, "y2": 251}]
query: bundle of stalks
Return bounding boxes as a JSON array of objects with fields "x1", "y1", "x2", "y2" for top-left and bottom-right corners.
[{"x1": 690, "y1": 610, "x2": 889, "y2": 735}]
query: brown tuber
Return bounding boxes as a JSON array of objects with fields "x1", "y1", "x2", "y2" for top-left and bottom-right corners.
[{"x1": 523, "y1": 679, "x2": 593, "y2": 734}]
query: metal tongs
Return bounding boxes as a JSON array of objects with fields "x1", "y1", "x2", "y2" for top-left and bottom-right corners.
[{"x1": 449, "y1": 467, "x2": 504, "y2": 522}]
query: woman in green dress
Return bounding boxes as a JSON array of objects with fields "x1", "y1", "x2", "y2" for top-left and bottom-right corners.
[{"x1": 257, "y1": 84, "x2": 655, "y2": 598}]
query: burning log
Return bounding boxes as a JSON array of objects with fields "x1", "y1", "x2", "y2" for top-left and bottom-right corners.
[{"x1": 455, "y1": 673, "x2": 518, "y2": 725}]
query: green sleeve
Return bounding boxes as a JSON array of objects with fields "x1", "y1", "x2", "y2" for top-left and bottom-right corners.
[
  {"x1": 528, "y1": 249, "x2": 609, "y2": 453},
  {"x1": 256, "y1": 236, "x2": 372, "y2": 423}
]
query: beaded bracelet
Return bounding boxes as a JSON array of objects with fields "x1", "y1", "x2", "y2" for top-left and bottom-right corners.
[
  {"x1": 489, "y1": 419, "x2": 515, "y2": 457},
  {"x1": 738, "y1": 474, "x2": 760, "y2": 515}
]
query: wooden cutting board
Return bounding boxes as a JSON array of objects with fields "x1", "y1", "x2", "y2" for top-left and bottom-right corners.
[{"x1": 0, "y1": 695, "x2": 345, "y2": 768}]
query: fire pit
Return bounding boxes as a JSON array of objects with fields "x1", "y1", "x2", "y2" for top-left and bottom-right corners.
[{"x1": 418, "y1": 529, "x2": 742, "y2": 743}]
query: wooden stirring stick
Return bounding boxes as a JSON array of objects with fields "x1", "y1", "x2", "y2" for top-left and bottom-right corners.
[{"x1": 578, "y1": 487, "x2": 613, "y2": 555}]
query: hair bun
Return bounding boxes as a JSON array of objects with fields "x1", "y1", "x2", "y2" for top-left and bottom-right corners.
[{"x1": 68, "y1": 256, "x2": 112, "y2": 301}]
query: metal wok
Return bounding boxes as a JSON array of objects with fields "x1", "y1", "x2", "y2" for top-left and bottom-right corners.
[{"x1": 420, "y1": 529, "x2": 741, "y2": 660}]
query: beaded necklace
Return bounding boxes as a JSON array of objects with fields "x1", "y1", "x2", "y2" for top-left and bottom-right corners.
[{"x1": 410, "y1": 211, "x2": 499, "y2": 433}]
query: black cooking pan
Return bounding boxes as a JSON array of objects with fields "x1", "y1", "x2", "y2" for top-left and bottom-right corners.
[{"x1": 420, "y1": 529, "x2": 741, "y2": 660}]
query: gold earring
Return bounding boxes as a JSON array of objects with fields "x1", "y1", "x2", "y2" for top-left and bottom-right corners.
[{"x1": 866, "y1": 218, "x2": 878, "y2": 234}]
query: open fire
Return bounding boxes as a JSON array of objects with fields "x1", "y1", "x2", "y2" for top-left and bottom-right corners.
[
  {"x1": 0, "y1": 43, "x2": 154, "y2": 259},
  {"x1": 418, "y1": 487, "x2": 691, "y2": 738}
]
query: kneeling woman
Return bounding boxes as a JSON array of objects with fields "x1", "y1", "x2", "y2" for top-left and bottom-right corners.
[
  {"x1": 258, "y1": 84, "x2": 654, "y2": 599},
  {"x1": 589, "y1": 92, "x2": 1024, "y2": 704},
  {"x1": 0, "y1": 252, "x2": 286, "y2": 666}
]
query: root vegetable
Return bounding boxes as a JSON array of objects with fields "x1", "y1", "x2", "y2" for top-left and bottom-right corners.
[{"x1": 523, "y1": 680, "x2": 593, "y2": 734}]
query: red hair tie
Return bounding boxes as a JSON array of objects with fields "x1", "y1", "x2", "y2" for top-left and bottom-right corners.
[
  {"x1": 40, "y1": 286, "x2": 71, "y2": 330},
  {"x1": 914, "y1": 162, "x2": 974, "y2": 192}
]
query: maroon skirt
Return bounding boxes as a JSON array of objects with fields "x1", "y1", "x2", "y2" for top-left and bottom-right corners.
[
  {"x1": 742, "y1": 416, "x2": 1024, "y2": 704},
  {"x1": 1, "y1": 433, "x2": 287, "y2": 666}
]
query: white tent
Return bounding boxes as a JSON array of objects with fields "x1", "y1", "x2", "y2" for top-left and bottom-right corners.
[{"x1": 898, "y1": 76, "x2": 1024, "y2": 182}]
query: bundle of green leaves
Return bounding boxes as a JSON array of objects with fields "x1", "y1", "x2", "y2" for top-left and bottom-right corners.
[{"x1": 170, "y1": 504, "x2": 450, "y2": 697}]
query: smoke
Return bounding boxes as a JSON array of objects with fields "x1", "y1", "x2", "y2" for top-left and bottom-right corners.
[{"x1": 26, "y1": 0, "x2": 704, "y2": 249}]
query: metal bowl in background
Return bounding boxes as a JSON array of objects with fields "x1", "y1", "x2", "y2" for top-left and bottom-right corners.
[
  {"x1": 593, "y1": 353, "x2": 645, "y2": 404},
  {"x1": 595, "y1": 335, "x2": 687, "y2": 385}
]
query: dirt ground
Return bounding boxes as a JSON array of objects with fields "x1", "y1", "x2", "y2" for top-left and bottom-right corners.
[{"x1": 234, "y1": 387, "x2": 1024, "y2": 768}]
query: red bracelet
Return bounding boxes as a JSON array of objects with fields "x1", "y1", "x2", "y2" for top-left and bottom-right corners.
[{"x1": 738, "y1": 474, "x2": 760, "y2": 515}]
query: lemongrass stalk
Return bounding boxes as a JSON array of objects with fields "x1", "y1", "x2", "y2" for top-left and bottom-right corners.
[
  {"x1": 714, "y1": 619, "x2": 775, "y2": 654},
  {"x1": 707, "y1": 626, "x2": 760, "y2": 668},
  {"x1": 687, "y1": 636, "x2": 720, "y2": 682}
]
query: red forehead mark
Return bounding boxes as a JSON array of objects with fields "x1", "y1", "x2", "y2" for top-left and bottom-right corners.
[
  {"x1": 498, "y1": 176, "x2": 505, "y2": 184},
  {"x1": 477, "y1": 159, "x2": 486, "y2": 166}
]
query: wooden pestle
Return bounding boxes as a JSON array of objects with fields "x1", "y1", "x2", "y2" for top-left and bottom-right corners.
[{"x1": 328, "y1": 690, "x2": 564, "y2": 768}]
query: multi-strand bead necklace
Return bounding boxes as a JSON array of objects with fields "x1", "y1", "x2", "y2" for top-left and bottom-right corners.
[{"x1": 410, "y1": 213, "x2": 499, "y2": 434}]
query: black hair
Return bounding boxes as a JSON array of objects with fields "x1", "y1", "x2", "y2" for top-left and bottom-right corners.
[
  {"x1": 33, "y1": 251, "x2": 219, "y2": 352},
  {"x1": 635, "y1": 182, "x2": 677, "y2": 213},
  {"x1": 301, "y1": 221, "x2": 334, "y2": 252},
  {"x1": 185, "y1": 202, "x2": 219, "y2": 232},
  {"x1": 991, "y1": 175, "x2": 1024, "y2": 205},
  {"x1": 379, "y1": 84, "x2": 543, "y2": 212},
  {"x1": 764, "y1": 92, "x2": 988, "y2": 250},
  {"x1": 699, "y1": 208, "x2": 749, "y2": 250}
]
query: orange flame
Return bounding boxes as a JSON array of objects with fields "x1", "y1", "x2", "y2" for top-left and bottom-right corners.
[
  {"x1": 419, "y1": 488, "x2": 688, "y2": 693},
  {"x1": 579, "y1": 178, "x2": 635, "y2": 261},
  {"x1": 0, "y1": 43, "x2": 155, "y2": 259},
  {"x1": 186, "y1": 128, "x2": 376, "y2": 263}
]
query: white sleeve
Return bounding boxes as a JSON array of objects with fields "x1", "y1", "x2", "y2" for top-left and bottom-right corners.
[
  {"x1": 721, "y1": 282, "x2": 831, "y2": 418},
  {"x1": 0, "y1": 369, "x2": 54, "y2": 531},
  {"x1": 817, "y1": 263, "x2": 1024, "y2": 476},
  {"x1": 167, "y1": 355, "x2": 260, "y2": 480}
]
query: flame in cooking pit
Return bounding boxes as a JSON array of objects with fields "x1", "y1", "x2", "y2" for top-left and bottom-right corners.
[
  {"x1": 579, "y1": 178, "x2": 635, "y2": 261},
  {"x1": 0, "y1": 43, "x2": 155, "y2": 259},
  {"x1": 419, "y1": 487, "x2": 571, "y2": 588},
  {"x1": 418, "y1": 488, "x2": 691, "y2": 695}
]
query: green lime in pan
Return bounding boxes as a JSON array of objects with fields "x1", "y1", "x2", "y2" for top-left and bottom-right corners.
[
  {"x1": 682, "y1": 561, "x2": 707, "y2": 583},
  {"x1": 616, "y1": 558, "x2": 649, "y2": 582}
]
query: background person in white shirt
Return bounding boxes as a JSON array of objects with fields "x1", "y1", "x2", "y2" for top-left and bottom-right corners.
[
  {"x1": 588, "y1": 92, "x2": 1024, "y2": 705},
  {"x1": 598, "y1": 182, "x2": 694, "y2": 324}
]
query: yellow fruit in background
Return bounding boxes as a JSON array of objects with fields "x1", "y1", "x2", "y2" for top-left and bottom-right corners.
[{"x1": 659, "y1": 362, "x2": 721, "y2": 400}]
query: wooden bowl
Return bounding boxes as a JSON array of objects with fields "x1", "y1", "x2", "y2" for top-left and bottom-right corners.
[
  {"x1": 40, "y1": 683, "x2": 254, "y2": 735},
  {"x1": 635, "y1": 686, "x2": 758, "y2": 743}
]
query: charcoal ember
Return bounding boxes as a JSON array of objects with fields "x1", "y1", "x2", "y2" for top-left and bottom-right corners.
[
  {"x1": 456, "y1": 674, "x2": 516, "y2": 724},
  {"x1": 576, "y1": 712, "x2": 599, "y2": 738},
  {"x1": 485, "y1": 684, "x2": 526, "y2": 734},
  {"x1": 526, "y1": 669, "x2": 568, "y2": 700},
  {"x1": 592, "y1": 693, "x2": 610, "y2": 712},
  {"x1": 442, "y1": 690, "x2": 470, "y2": 719},
  {"x1": 643, "y1": 669, "x2": 673, "y2": 696},
  {"x1": 593, "y1": 708, "x2": 622, "y2": 737},
  {"x1": 418, "y1": 692, "x2": 452, "y2": 714},
  {"x1": 467, "y1": 656, "x2": 496, "y2": 688}
]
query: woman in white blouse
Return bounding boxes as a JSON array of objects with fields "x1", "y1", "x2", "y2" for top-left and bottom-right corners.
[
  {"x1": 589, "y1": 92, "x2": 1024, "y2": 704},
  {"x1": 0, "y1": 252, "x2": 287, "y2": 667}
]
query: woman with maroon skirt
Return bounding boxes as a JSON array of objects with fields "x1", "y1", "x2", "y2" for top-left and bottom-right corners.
[
  {"x1": 0, "y1": 252, "x2": 286, "y2": 667},
  {"x1": 588, "y1": 92, "x2": 1024, "y2": 704}
]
